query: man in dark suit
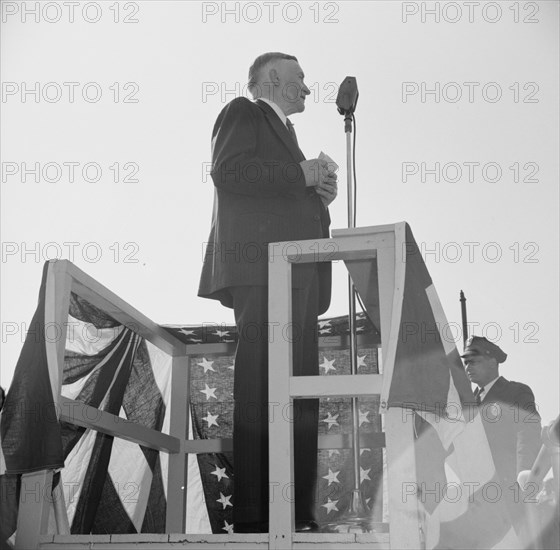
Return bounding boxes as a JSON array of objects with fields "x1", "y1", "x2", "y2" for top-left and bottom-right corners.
[
  {"x1": 198, "y1": 52, "x2": 338, "y2": 533},
  {"x1": 461, "y1": 336, "x2": 542, "y2": 543}
]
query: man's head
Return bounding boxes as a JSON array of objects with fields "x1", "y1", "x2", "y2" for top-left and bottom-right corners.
[
  {"x1": 248, "y1": 52, "x2": 310, "y2": 116},
  {"x1": 461, "y1": 336, "x2": 507, "y2": 387}
]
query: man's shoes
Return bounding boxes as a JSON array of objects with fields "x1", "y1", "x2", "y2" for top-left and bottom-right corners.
[
  {"x1": 234, "y1": 521, "x2": 268, "y2": 533},
  {"x1": 295, "y1": 520, "x2": 320, "y2": 533}
]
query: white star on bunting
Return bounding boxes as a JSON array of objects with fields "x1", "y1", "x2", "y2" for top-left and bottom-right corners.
[
  {"x1": 319, "y1": 357, "x2": 336, "y2": 374},
  {"x1": 318, "y1": 320, "x2": 331, "y2": 328},
  {"x1": 214, "y1": 330, "x2": 230, "y2": 338},
  {"x1": 178, "y1": 329, "x2": 195, "y2": 336},
  {"x1": 222, "y1": 521, "x2": 234, "y2": 534},
  {"x1": 328, "y1": 449, "x2": 340, "y2": 458},
  {"x1": 216, "y1": 492, "x2": 233, "y2": 509},
  {"x1": 360, "y1": 467, "x2": 372, "y2": 483},
  {"x1": 321, "y1": 498, "x2": 339, "y2": 514},
  {"x1": 358, "y1": 409, "x2": 370, "y2": 426},
  {"x1": 357, "y1": 354, "x2": 367, "y2": 368},
  {"x1": 203, "y1": 411, "x2": 219, "y2": 428},
  {"x1": 322, "y1": 469, "x2": 340, "y2": 485},
  {"x1": 200, "y1": 383, "x2": 217, "y2": 401},
  {"x1": 210, "y1": 465, "x2": 229, "y2": 482},
  {"x1": 197, "y1": 358, "x2": 215, "y2": 373},
  {"x1": 321, "y1": 412, "x2": 339, "y2": 430}
]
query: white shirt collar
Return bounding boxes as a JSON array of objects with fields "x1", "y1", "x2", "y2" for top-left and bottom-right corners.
[
  {"x1": 479, "y1": 376, "x2": 500, "y2": 400},
  {"x1": 257, "y1": 97, "x2": 288, "y2": 126}
]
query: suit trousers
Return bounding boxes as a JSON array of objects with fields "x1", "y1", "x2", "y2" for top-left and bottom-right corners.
[{"x1": 229, "y1": 269, "x2": 320, "y2": 525}]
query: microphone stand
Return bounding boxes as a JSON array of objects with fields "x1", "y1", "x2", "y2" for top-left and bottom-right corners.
[{"x1": 330, "y1": 112, "x2": 372, "y2": 533}]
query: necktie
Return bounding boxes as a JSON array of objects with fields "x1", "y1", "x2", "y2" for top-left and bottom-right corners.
[
  {"x1": 286, "y1": 118, "x2": 299, "y2": 146},
  {"x1": 476, "y1": 386, "x2": 485, "y2": 405}
]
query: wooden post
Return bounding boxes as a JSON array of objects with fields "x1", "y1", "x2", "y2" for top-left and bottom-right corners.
[
  {"x1": 15, "y1": 469, "x2": 53, "y2": 549},
  {"x1": 44, "y1": 260, "x2": 72, "y2": 412},
  {"x1": 52, "y1": 478, "x2": 70, "y2": 535},
  {"x1": 376, "y1": 225, "x2": 403, "y2": 413},
  {"x1": 166, "y1": 355, "x2": 190, "y2": 532},
  {"x1": 268, "y1": 250, "x2": 294, "y2": 550},
  {"x1": 385, "y1": 408, "x2": 423, "y2": 549}
]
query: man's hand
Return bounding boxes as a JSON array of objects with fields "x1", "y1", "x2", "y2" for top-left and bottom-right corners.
[
  {"x1": 316, "y1": 178, "x2": 338, "y2": 207},
  {"x1": 300, "y1": 159, "x2": 338, "y2": 207}
]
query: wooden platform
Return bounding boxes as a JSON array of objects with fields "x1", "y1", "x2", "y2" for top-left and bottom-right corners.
[
  {"x1": 38, "y1": 532, "x2": 390, "y2": 549},
  {"x1": 15, "y1": 227, "x2": 422, "y2": 550}
]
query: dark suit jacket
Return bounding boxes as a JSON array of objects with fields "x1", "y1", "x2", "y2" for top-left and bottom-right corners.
[
  {"x1": 198, "y1": 97, "x2": 331, "y2": 314},
  {"x1": 479, "y1": 376, "x2": 542, "y2": 487}
]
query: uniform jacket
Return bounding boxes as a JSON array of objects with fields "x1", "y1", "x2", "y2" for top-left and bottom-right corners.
[
  {"x1": 198, "y1": 97, "x2": 331, "y2": 313},
  {"x1": 479, "y1": 376, "x2": 542, "y2": 486}
]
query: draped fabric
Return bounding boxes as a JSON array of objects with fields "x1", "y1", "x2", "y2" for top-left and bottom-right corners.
[
  {"x1": 1, "y1": 281, "x2": 170, "y2": 540},
  {"x1": 393, "y1": 225, "x2": 513, "y2": 549},
  {"x1": 0, "y1": 262, "x2": 383, "y2": 541},
  {"x1": 165, "y1": 312, "x2": 384, "y2": 533}
]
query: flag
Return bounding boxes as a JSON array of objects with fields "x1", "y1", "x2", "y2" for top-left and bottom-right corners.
[
  {"x1": 387, "y1": 224, "x2": 514, "y2": 549},
  {"x1": 59, "y1": 298, "x2": 168, "y2": 534},
  {"x1": 0, "y1": 263, "x2": 63, "y2": 475},
  {"x1": 1, "y1": 263, "x2": 64, "y2": 545},
  {"x1": 0, "y1": 264, "x2": 170, "y2": 541},
  {"x1": 165, "y1": 311, "x2": 384, "y2": 532}
]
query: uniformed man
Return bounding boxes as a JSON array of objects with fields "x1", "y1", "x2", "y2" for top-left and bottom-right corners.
[{"x1": 461, "y1": 336, "x2": 542, "y2": 545}]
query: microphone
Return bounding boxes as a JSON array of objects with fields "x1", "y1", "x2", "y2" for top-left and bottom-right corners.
[{"x1": 336, "y1": 76, "x2": 359, "y2": 116}]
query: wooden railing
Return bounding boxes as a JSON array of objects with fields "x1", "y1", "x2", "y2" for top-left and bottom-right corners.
[
  {"x1": 17, "y1": 259, "x2": 203, "y2": 547},
  {"x1": 16, "y1": 258, "x2": 385, "y2": 549},
  {"x1": 267, "y1": 224, "x2": 422, "y2": 549}
]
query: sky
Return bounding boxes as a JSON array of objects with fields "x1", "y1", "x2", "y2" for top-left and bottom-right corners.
[{"x1": 1, "y1": 0, "x2": 558, "y2": 425}]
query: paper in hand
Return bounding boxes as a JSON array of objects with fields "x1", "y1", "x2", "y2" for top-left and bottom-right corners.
[{"x1": 318, "y1": 151, "x2": 339, "y2": 173}]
